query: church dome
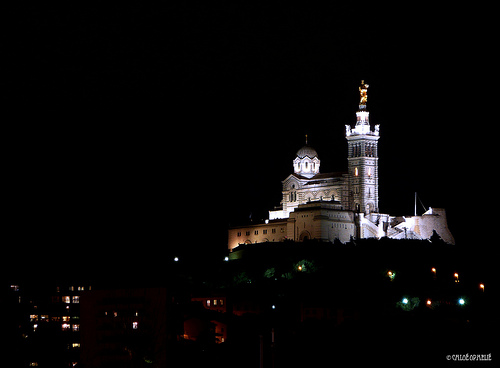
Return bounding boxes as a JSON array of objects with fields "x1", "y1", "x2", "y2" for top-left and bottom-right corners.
[{"x1": 296, "y1": 145, "x2": 318, "y2": 159}]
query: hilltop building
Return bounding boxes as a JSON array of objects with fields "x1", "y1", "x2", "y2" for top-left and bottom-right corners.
[{"x1": 228, "y1": 81, "x2": 454, "y2": 250}]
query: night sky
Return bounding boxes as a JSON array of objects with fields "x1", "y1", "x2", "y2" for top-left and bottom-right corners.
[{"x1": 5, "y1": 4, "x2": 495, "y2": 275}]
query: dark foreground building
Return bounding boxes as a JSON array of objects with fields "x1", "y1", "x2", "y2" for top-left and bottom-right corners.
[{"x1": 80, "y1": 288, "x2": 168, "y2": 368}]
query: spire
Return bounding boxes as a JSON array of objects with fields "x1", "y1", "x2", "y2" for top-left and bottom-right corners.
[{"x1": 346, "y1": 80, "x2": 379, "y2": 137}]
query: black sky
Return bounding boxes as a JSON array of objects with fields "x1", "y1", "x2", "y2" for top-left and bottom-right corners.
[{"x1": 5, "y1": 4, "x2": 496, "y2": 274}]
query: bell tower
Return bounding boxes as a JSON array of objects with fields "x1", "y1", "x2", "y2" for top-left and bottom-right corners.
[{"x1": 345, "y1": 81, "x2": 380, "y2": 214}]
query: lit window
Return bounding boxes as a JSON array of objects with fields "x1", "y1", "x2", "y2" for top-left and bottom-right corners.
[
  {"x1": 72, "y1": 296, "x2": 80, "y2": 304},
  {"x1": 62, "y1": 316, "x2": 71, "y2": 322},
  {"x1": 220, "y1": 299, "x2": 224, "y2": 306},
  {"x1": 30, "y1": 315, "x2": 38, "y2": 322},
  {"x1": 213, "y1": 299, "x2": 218, "y2": 306},
  {"x1": 354, "y1": 167, "x2": 359, "y2": 176},
  {"x1": 29, "y1": 363, "x2": 38, "y2": 367},
  {"x1": 41, "y1": 315, "x2": 49, "y2": 321},
  {"x1": 62, "y1": 323, "x2": 71, "y2": 331},
  {"x1": 72, "y1": 324, "x2": 79, "y2": 332},
  {"x1": 62, "y1": 296, "x2": 71, "y2": 304},
  {"x1": 132, "y1": 322, "x2": 138, "y2": 329},
  {"x1": 69, "y1": 286, "x2": 74, "y2": 291},
  {"x1": 78, "y1": 286, "x2": 84, "y2": 291},
  {"x1": 206, "y1": 300, "x2": 210, "y2": 307},
  {"x1": 72, "y1": 343, "x2": 80, "y2": 348},
  {"x1": 10, "y1": 285, "x2": 19, "y2": 291}
]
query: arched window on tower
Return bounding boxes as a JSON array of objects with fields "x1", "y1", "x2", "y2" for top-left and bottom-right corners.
[{"x1": 368, "y1": 143, "x2": 374, "y2": 157}]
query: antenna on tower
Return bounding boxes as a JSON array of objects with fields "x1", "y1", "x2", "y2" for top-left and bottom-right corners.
[
  {"x1": 305, "y1": 134, "x2": 308, "y2": 145},
  {"x1": 415, "y1": 192, "x2": 417, "y2": 216},
  {"x1": 414, "y1": 192, "x2": 428, "y2": 216}
]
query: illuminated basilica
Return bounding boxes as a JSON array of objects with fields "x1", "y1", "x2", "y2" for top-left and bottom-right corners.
[{"x1": 228, "y1": 82, "x2": 454, "y2": 251}]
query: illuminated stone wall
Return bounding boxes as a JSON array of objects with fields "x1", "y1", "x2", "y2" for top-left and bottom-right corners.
[{"x1": 228, "y1": 220, "x2": 288, "y2": 251}]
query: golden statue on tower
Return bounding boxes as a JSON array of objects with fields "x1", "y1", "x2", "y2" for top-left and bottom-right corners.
[{"x1": 359, "y1": 80, "x2": 369, "y2": 106}]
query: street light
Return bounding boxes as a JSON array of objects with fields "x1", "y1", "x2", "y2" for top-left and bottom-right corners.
[
  {"x1": 454, "y1": 273, "x2": 459, "y2": 283},
  {"x1": 402, "y1": 298, "x2": 409, "y2": 304},
  {"x1": 479, "y1": 283, "x2": 485, "y2": 292},
  {"x1": 458, "y1": 298, "x2": 465, "y2": 306},
  {"x1": 431, "y1": 268, "x2": 437, "y2": 280},
  {"x1": 426, "y1": 299, "x2": 432, "y2": 306},
  {"x1": 387, "y1": 270, "x2": 395, "y2": 281}
]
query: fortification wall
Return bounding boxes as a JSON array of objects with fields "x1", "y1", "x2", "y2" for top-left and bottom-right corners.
[{"x1": 413, "y1": 208, "x2": 455, "y2": 244}]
